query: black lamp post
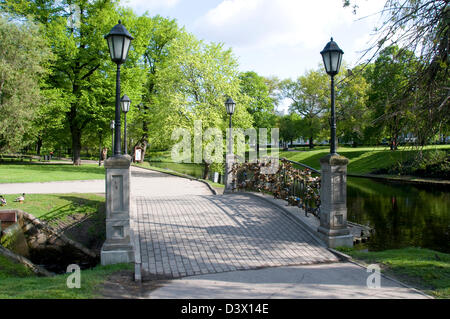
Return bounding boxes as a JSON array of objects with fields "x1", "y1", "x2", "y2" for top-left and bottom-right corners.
[
  {"x1": 225, "y1": 97, "x2": 236, "y2": 155},
  {"x1": 105, "y1": 20, "x2": 134, "y2": 156},
  {"x1": 120, "y1": 94, "x2": 131, "y2": 154},
  {"x1": 110, "y1": 120, "x2": 115, "y2": 155},
  {"x1": 320, "y1": 37, "x2": 344, "y2": 155}
]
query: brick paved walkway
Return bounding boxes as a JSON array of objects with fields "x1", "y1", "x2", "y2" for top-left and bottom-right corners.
[{"x1": 134, "y1": 193, "x2": 338, "y2": 279}]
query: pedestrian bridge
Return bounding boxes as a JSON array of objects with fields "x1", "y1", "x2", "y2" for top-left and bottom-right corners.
[{"x1": 130, "y1": 166, "x2": 338, "y2": 279}]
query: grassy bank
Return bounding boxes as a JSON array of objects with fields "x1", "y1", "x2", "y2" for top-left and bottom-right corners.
[
  {"x1": 0, "y1": 254, "x2": 131, "y2": 298},
  {"x1": 0, "y1": 193, "x2": 105, "y2": 220},
  {"x1": 281, "y1": 145, "x2": 450, "y2": 176},
  {"x1": 0, "y1": 162, "x2": 105, "y2": 183},
  {"x1": 145, "y1": 145, "x2": 450, "y2": 176},
  {"x1": 336, "y1": 247, "x2": 450, "y2": 298}
]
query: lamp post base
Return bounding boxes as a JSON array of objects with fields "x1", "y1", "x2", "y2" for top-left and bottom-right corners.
[
  {"x1": 317, "y1": 232, "x2": 354, "y2": 248},
  {"x1": 318, "y1": 154, "x2": 353, "y2": 248},
  {"x1": 224, "y1": 154, "x2": 235, "y2": 194},
  {"x1": 101, "y1": 154, "x2": 134, "y2": 266},
  {"x1": 101, "y1": 239, "x2": 134, "y2": 265}
]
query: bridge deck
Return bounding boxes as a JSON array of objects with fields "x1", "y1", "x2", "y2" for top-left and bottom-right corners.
[{"x1": 131, "y1": 169, "x2": 338, "y2": 279}]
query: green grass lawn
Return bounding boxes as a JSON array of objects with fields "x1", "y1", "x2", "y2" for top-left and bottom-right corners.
[
  {"x1": 0, "y1": 162, "x2": 105, "y2": 183},
  {"x1": 0, "y1": 254, "x2": 132, "y2": 298},
  {"x1": 336, "y1": 247, "x2": 450, "y2": 298},
  {"x1": 0, "y1": 193, "x2": 105, "y2": 220},
  {"x1": 280, "y1": 145, "x2": 450, "y2": 174}
]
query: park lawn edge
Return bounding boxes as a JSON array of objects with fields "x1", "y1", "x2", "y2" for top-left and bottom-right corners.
[
  {"x1": 0, "y1": 254, "x2": 133, "y2": 299},
  {"x1": 0, "y1": 162, "x2": 105, "y2": 184},
  {"x1": 335, "y1": 246, "x2": 450, "y2": 299}
]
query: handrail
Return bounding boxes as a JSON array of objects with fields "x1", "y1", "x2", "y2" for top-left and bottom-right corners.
[
  {"x1": 232, "y1": 158, "x2": 321, "y2": 218},
  {"x1": 280, "y1": 158, "x2": 320, "y2": 174}
]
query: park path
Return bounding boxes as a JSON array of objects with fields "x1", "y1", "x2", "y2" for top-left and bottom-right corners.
[{"x1": 0, "y1": 166, "x2": 211, "y2": 196}]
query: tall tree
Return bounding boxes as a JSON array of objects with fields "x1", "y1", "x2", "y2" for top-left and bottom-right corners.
[
  {"x1": 344, "y1": 0, "x2": 449, "y2": 145},
  {"x1": 365, "y1": 45, "x2": 418, "y2": 150},
  {"x1": 335, "y1": 65, "x2": 370, "y2": 146},
  {"x1": 153, "y1": 32, "x2": 253, "y2": 177},
  {"x1": 130, "y1": 15, "x2": 181, "y2": 160},
  {"x1": 239, "y1": 71, "x2": 276, "y2": 152},
  {"x1": 277, "y1": 113, "x2": 302, "y2": 149},
  {"x1": 1, "y1": 0, "x2": 147, "y2": 164},
  {"x1": 0, "y1": 16, "x2": 52, "y2": 153},
  {"x1": 281, "y1": 70, "x2": 329, "y2": 149}
]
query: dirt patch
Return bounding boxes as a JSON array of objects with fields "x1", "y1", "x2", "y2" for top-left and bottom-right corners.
[{"x1": 98, "y1": 270, "x2": 170, "y2": 299}]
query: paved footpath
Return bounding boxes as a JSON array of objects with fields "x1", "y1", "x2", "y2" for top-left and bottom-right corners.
[{"x1": 134, "y1": 193, "x2": 338, "y2": 279}]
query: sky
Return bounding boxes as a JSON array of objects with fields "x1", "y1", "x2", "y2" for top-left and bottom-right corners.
[{"x1": 122, "y1": 0, "x2": 386, "y2": 111}]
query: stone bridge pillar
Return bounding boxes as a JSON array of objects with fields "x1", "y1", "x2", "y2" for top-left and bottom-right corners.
[
  {"x1": 317, "y1": 154, "x2": 353, "y2": 248},
  {"x1": 101, "y1": 155, "x2": 134, "y2": 265}
]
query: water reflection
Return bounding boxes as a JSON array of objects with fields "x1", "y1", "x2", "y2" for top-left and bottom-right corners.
[
  {"x1": 347, "y1": 177, "x2": 450, "y2": 253},
  {"x1": 148, "y1": 162, "x2": 450, "y2": 253}
]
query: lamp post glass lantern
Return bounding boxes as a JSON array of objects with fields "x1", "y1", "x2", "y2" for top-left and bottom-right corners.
[
  {"x1": 320, "y1": 37, "x2": 343, "y2": 155},
  {"x1": 105, "y1": 20, "x2": 134, "y2": 156},
  {"x1": 120, "y1": 94, "x2": 131, "y2": 154},
  {"x1": 225, "y1": 97, "x2": 236, "y2": 155}
]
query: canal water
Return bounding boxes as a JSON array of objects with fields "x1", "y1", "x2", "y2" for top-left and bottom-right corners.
[{"x1": 149, "y1": 162, "x2": 450, "y2": 253}]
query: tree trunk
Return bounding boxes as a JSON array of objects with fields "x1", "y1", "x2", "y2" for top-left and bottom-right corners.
[
  {"x1": 71, "y1": 128, "x2": 82, "y2": 165},
  {"x1": 309, "y1": 136, "x2": 314, "y2": 149},
  {"x1": 203, "y1": 161, "x2": 210, "y2": 180},
  {"x1": 36, "y1": 135, "x2": 42, "y2": 156}
]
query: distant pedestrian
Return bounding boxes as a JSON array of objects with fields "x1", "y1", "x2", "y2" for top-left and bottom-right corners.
[{"x1": 99, "y1": 147, "x2": 108, "y2": 166}]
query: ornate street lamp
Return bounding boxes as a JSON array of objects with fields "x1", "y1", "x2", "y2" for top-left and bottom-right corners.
[
  {"x1": 110, "y1": 120, "x2": 115, "y2": 155},
  {"x1": 225, "y1": 97, "x2": 236, "y2": 155},
  {"x1": 120, "y1": 94, "x2": 131, "y2": 154},
  {"x1": 320, "y1": 37, "x2": 344, "y2": 155},
  {"x1": 105, "y1": 20, "x2": 134, "y2": 156}
]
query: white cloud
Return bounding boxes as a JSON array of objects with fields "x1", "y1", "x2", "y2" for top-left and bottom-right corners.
[
  {"x1": 193, "y1": 0, "x2": 357, "y2": 50},
  {"x1": 124, "y1": 0, "x2": 181, "y2": 13}
]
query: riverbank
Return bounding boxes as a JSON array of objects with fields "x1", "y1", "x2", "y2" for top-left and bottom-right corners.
[
  {"x1": 347, "y1": 173, "x2": 450, "y2": 186},
  {"x1": 145, "y1": 145, "x2": 450, "y2": 184},
  {"x1": 336, "y1": 247, "x2": 450, "y2": 299}
]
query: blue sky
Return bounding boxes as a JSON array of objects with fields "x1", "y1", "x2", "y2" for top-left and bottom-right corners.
[{"x1": 122, "y1": 0, "x2": 385, "y2": 111}]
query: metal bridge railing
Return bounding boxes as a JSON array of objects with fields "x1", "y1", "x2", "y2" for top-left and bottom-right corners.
[{"x1": 232, "y1": 158, "x2": 321, "y2": 218}]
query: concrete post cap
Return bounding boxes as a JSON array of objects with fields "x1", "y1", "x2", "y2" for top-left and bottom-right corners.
[
  {"x1": 104, "y1": 155, "x2": 132, "y2": 168},
  {"x1": 320, "y1": 154, "x2": 349, "y2": 166}
]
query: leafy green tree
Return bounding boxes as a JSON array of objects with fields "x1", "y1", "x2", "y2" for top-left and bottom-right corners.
[
  {"x1": 239, "y1": 71, "x2": 276, "y2": 152},
  {"x1": 335, "y1": 65, "x2": 370, "y2": 146},
  {"x1": 344, "y1": 0, "x2": 449, "y2": 146},
  {"x1": 1, "y1": 0, "x2": 148, "y2": 164},
  {"x1": 153, "y1": 32, "x2": 253, "y2": 177},
  {"x1": 365, "y1": 45, "x2": 418, "y2": 149},
  {"x1": 0, "y1": 17, "x2": 52, "y2": 153},
  {"x1": 128, "y1": 14, "x2": 181, "y2": 160},
  {"x1": 277, "y1": 113, "x2": 302, "y2": 148},
  {"x1": 281, "y1": 70, "x2": 329, "y2": 149}
]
